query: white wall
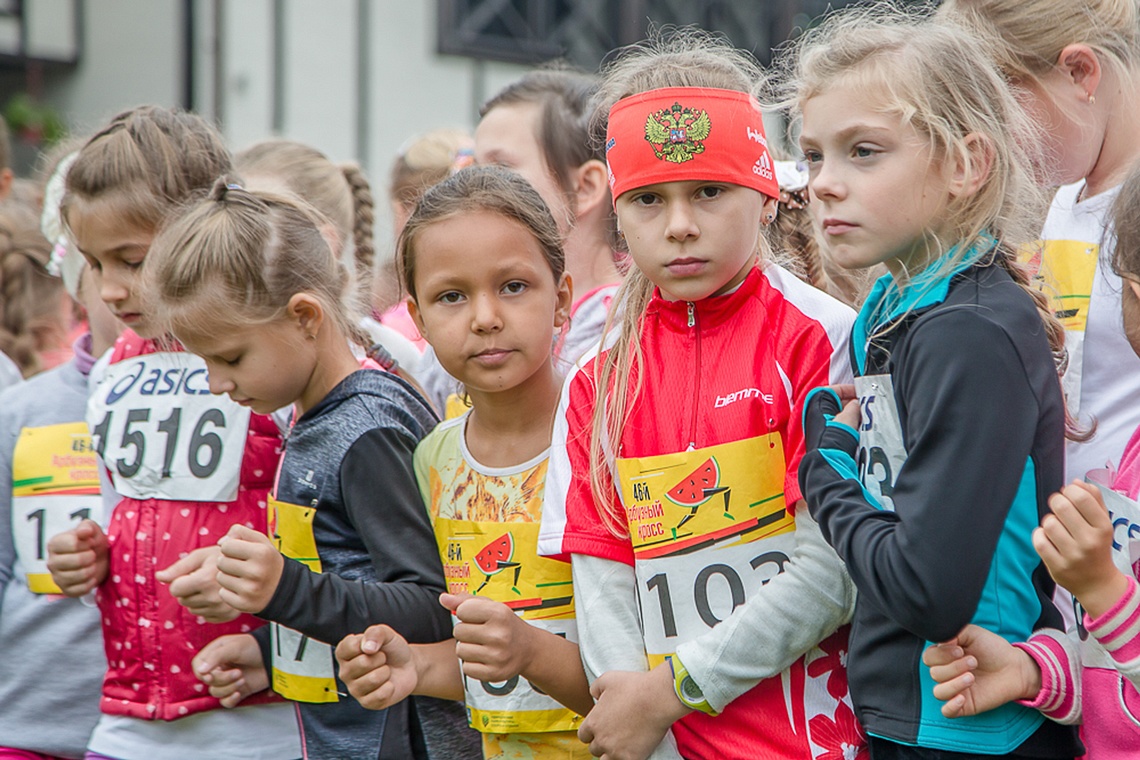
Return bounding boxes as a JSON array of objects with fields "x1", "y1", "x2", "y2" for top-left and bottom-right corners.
[{"x1": 45, "y1": 0, "x2": 184, "y2": 135}]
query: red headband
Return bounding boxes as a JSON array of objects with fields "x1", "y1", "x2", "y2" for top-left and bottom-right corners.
[{"x1": 605, "y1": 87, "x2": 779, "y2": 202}]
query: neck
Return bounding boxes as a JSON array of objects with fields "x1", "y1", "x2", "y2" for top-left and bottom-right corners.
[
  {"x1": 1084, "y1": 69, "x2": 1140, "y2": 198},
  {"x1": 564, "y1": 218, "x2": 621, "y2": 297},
  {"x1": 295, "y1": 331, "x2": 360, "y2": 418},
  {"x1": 464, "y1": 362, "x2": 561, "y2": 468}
]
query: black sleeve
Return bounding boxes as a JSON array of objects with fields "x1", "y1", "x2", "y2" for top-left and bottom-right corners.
[
  {"x1": 800, "y1": 312, "x2": 1043, "y2": 643},
  {"x1": 251, "y1": 624, "x2": 273, "y2": 673},
  {"x1": 259, "y1": 427, "x2": 451, "y2": 646}
]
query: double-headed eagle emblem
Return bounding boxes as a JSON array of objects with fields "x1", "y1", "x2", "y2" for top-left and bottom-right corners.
[{"x1": 644, "y1": 102, "x2": 712, "y2": 163}]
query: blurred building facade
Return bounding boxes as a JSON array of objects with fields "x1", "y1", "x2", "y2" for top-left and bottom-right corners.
[{"x1": 0, "y1": 0, "x2": 831, "y2": 242}]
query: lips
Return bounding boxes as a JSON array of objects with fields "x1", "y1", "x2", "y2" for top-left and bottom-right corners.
[
  {"x1": 666, "y1": 257, "x2": 707, "y2": 276},
  {"x1": 472, "y1": 348, "x2": 513, "y2": 367},
  {"x1": 821, "y1": 218, "x2": 857, "y2": 235}
]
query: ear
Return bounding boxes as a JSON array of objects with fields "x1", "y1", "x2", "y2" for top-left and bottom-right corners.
[
  {"x1": 949, "y1": 133, "x2": 995, "y2": 198},
  {"x1": 286, "y1": 293, "x2": 325, "y2": 339},
  {"x1": 406, "y1": 296, "x2": 427, "y2": 339},
  {"x1": 1057, "y1": 43, "x2": 1103, "y2": 101},
  {"x1": 760, "y1": 195, "x2": 779, "y2": 226},
  {"x1": 572, "y1": 160, "x2": 610, "y2": 218},
  {"x1": 1128, "y1": 277, "x2": 1140, "y2": 304},
  {"x1": 554, "y1": 273, "x2": 573, "y2": 329}
]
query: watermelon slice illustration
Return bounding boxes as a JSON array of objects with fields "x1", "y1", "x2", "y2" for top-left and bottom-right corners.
[
  {"x1": 666, "y1": 457, "x2": 720, "y2": 507},
  {"x1": 473, "y1": 532, "x2": 522, "y2": 594},
  {"x1": 665, "y1": 457, "x2": 731, "y2": 531}
]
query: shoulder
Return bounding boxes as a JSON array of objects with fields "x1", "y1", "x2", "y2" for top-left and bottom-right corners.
[
  {"x1": 414, "y1": 414, "x2": 464, "y2": 466},
  {"x1": 340, "y1": 369, "x2": 439, "y2": 440},
  {"x1": 755, "y1": 263, "x2": 855, "y2": 348}
]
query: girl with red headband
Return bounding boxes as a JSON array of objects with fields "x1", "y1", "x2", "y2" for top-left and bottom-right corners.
[{"x1": 538, "y1": 31, "x2": 865, "y2": 760}]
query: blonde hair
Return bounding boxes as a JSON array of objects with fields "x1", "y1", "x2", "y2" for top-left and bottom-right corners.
[
  {"x1": 61, "y1": 106, "x2": 231, "y2": 232},
  {"x1": 236, "y1": 139, "x2": 375, "y2": 295},
  {"x1": 389, "y1": 128, "x2": 472, "y2": 213},
  {"x1": 0, "y1": 205, "x2": 66, "y2": 377},
  {"x1": 143, "y1": 177, "x2": 369, "y2": 350},
  {"x1": 780, "y1": 3, "x2": 1078, "y2": 432},
  {"x1": 939, "y1": 0, "x2": 1140, "y2": 83},
  {"x1": 587, "y1": 29, "x2": 773, "y2": 538}
]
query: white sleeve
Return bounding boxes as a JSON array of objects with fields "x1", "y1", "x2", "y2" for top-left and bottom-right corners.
[
  {"x1": 673, "y1": 506, "x2": 856, "y2": 712},
  {"x1": 573, "y1": 554, "x2": 683, "y2": 760}
]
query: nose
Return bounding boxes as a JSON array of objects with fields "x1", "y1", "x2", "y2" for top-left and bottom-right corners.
[
  {"x1": 809, "y1": 160, "x2": 845, "y2": 203},
  {"x1": 206, "y1": 365, "x2": 235, "y2": 396},
  {"x1": 97, "y1": 269, "x2": 129, "y2": 306},
  {"x1": 470, "y1": 293, "x2": 503, "y2": 334},
  {"x1": 664, "y1": 199, "x2": 700, "y2": 242}
]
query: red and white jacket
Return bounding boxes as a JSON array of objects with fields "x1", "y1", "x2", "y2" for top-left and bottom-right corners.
[
  {"x1": 540, "y1": 264, "x2": 865, "y2": 759},
  {"x1": 90, "y1": 331, "x2": 282, "y2": 721}
]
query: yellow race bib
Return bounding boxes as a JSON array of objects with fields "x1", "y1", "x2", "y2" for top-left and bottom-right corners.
[
  {"x1": 435, "y1": 516, "x2": 581, "y2": 735},
  {"x1": 12, "y1": 422, "x2": 102, "y2": 594},
  {"x1": 268, "y1": 495, "x2": 337, "y2": 703},
  {"x1": 616, "y1": 435, "x2": 792, "y2": 667}
]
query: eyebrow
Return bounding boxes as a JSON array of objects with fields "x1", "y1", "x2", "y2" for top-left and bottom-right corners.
[{"x1": 801, "y1": 123, "x2": 895, "y2": 145}]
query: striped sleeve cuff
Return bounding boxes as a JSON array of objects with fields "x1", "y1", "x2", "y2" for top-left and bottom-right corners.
[
  {"x1": 1013, "y1": 628, "x2": 1080, "y2": 724},
  {"x1": 1086, "y1": 576, "x2": 1140, "y2": 674}
]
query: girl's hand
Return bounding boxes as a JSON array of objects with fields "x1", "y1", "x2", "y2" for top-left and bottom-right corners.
[
  {"x1": 193, "y1": 633, "x2": 268, "y2": 708},
  {"x1": 444, "y1": 592, "x2": 537, "y2": 682},
  {"x1": 156, "y1": 545, "x2": 240, "y2": 622},
  {"x1": 578, "y1": 664, "x2": 687, "y2": 760},
  {"x1": 335, "y1": 625, "x2": 419, "y2": 710},
  {"x1": 1035, "y1": 481, "x2": 1133, "y2": 619},
  {"x1": 922, "y1": 624, "x2": 1040, "y2": 718},
  {"x1": 833, "y1": 398, "x2": 862, "y2": 430},
  {"x1": 215, "y1": 525, "x2": 284, "y2": 614},
  {"x1": 46, "y1": 519, "x2": 109, "y2": 596}
]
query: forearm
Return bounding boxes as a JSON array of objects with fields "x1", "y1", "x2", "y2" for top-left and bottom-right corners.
[
  {"x1": 409, "y1": 639, "x2": 465, "y2": 701},
  {"x1": 519, "y1": 628, "x2": 594, "y2": 717},
  {"x1": 673, "y1": 504, "x2": 855, "y2": 711},
  {"x1": 260, "y1": 558, "x2": 451, "y2": 645},
  {"x1": 572, "y1": 554, "x2": 684, "y2": 760},
  {"x1": 1087, "y1": 575, "x2": 1140, "y2": 693}
]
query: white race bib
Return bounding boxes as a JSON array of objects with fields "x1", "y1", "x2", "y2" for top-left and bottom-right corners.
[
  {"x1": 87, "y1": 353, "x2": 250, "y2": 502},
  {"x1": 855, "y1": 374, "x2": 906, "y2": 512},
  {"x1": 1075, "y1": 471, "x2": 1140, "y2": 670},
  {"x1": 636, "y1": 531, "x2": 797, "y2": 658}
]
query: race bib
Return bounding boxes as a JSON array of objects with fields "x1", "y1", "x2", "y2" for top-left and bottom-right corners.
[
  {"x1": 1074, "y1": 471, "x2": 1140, "y2": 670},
  {"x1": 11, "y1": 422, "x2": 102, "y2": 593},
  {"x1": 854, "y1": 374, "x2": 906, "y2": 512},
  {"x1": 436, "y1": 517, "x2": 581, "y2": 734},
  {"x1": 617, "y1": 436, "x2": 793, "y2": 666},
  {"x1": 87, "y1": 353, "x2": 250, "y2": 502},
  {"x1": 1031, "y1": 239, "x2": 1099, "y2": 414},
  {"x1": 268, "y1": 495, "x2": 336, "y2": 703}
]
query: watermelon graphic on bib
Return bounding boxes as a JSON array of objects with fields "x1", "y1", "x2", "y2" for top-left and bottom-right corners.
[
  {"x1": 665, "y1": 456, "x2": 730, "y2": 529},
  {"x1": 473, "y1": 532, "x2": 522, "y2": 594}
]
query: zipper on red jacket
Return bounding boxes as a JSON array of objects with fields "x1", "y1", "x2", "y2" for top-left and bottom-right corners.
[{"x1": 688, "y1": 301, "x2": 700, "y2": 450}]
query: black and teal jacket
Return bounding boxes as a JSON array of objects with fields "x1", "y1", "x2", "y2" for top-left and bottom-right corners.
[{"x1": 798, "y1": 252, "x2": 1082, "y2": 757}]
